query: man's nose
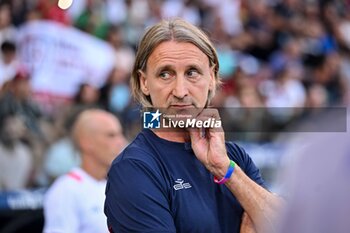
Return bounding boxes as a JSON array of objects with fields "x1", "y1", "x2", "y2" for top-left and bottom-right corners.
[{"x1": 172, "y1": 76, "x2": 189, "y2": 99}]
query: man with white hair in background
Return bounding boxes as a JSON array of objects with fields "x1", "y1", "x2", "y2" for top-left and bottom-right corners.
[{"x1": 43, "y1": 109, "x2": 127, "y2": 233}]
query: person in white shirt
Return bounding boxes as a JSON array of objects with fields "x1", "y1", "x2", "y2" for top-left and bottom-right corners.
[{"x1": 43, "y1": 109, "x2": 128, "y2": 233}]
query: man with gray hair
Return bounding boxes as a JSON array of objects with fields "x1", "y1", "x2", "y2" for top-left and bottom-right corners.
[{"x1": 105, "y1": 19, "x2": 281, "y2": 233}]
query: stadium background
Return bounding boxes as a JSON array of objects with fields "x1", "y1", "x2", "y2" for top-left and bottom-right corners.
[{"x1": 0, "y1": 0, "x2": 349, "y2": 232}]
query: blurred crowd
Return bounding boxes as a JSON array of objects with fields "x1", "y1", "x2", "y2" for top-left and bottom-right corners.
[{"x1": 0, "y1": 0, "x2": 349, "y2": 191}]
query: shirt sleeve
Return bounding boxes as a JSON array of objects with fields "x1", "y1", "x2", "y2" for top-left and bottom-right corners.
[
  {"x1": 226, "y1": 142, "x2": 267, "y2": 189},
  {"x1": 104, "y1": 153, "x2": 176, "y2": 233},
  {"x1": 43, "y1": 179, "x2": 80, "y2": 233}
]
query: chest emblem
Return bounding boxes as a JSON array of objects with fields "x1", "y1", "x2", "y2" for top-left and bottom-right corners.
[{"x1": 173, "y1": 179, "x2": 192, "y2": 190}]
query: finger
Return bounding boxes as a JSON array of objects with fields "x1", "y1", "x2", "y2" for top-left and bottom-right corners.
[
  {"x1": 194, "y1": 115, "x2": 222, "y2": 132},
  {"x1": 187, "y1": 127, "x2": 202, "y2": 140},
  {"x1": 196, "y1": 108, "x2": 221, "y2": 120}
]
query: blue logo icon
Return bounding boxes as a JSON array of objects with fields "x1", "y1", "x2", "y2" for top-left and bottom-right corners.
[{"x1": 143, "y1": 109, "x2": 162, "y2": 128}]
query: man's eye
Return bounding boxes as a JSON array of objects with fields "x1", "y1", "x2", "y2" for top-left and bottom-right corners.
[
  {"x1": 159, "y1": 72, "x2": 172, "y2": 80},
  {"x1": 187, "y1": 69, "x2": 199, "y2": 78}
]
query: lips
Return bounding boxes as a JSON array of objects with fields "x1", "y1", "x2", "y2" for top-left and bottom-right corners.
[{"x1": 170, "y1": 104, "x2": 193, "y2": 109}]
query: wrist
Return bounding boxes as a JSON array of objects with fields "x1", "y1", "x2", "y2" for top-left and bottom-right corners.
[
  {"x1": 213, "y1": 159, "x2": 235, "y2": 184},
  {"x1": 210, "y1": 158, "x2": 230, "y2": 178}
]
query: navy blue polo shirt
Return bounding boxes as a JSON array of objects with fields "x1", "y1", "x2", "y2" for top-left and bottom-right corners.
[{"x1": 105, "y1": 129, "x2": 266, "y2": 233}]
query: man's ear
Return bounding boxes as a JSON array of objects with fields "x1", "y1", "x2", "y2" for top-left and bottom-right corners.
[
  {"x1": 78, "y1": 136, "x2": 92, "y2": 153},
  {"x1": 139, "y1": 70, "x2": 150, "y2": 95}
]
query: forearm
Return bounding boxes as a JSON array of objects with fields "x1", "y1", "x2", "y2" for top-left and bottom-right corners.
[
  {"x1": 240, "y1": 212, "x2": 256, "y2": 233},
  {"x1": 225, "y1": 165, "x2": 282, "y2": 233},
  {"x1": 187, "y1": 121, "x2": 282, "y2": 232}
]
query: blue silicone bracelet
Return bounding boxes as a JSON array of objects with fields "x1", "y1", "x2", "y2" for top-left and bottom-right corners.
[{"x1": 214, "y1": 160, "x2": 235, "y2": 184}]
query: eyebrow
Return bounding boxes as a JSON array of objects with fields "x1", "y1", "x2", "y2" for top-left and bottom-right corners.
[
  {"x1": 154, "y1": 65, "x2": 174, "y2": 75},
  {"x1": 186, "y1": 64, "x2": 203, "y2": 71},
  {"x1": 154, "y1": 64, "x2": 203, "y2": 74}
]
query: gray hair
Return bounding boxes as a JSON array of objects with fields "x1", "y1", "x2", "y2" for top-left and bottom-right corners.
[{"x1": 131, "y1": 18, "x2": 221, "y2": 107}]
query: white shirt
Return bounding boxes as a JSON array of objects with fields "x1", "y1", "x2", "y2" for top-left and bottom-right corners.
[{"x1": 43, "y1": 168, "x2": 108, "y2": 233}]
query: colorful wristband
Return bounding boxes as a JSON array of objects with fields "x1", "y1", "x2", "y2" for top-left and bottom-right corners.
[{"x1": 214, "y1": 160, "x2": 235, "y2": 184}]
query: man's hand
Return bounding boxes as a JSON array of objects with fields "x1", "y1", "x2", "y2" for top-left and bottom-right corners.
[
  {"x1": 188, "y1": 108, "x2": 230, "y2": 179},
  {"x1": 188, "y1": 108, "x2": 282, "y2": 233}
]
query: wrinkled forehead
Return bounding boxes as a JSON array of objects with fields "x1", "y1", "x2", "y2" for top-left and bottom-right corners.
[
  {"x1": 146, "y1": 41, "x2": 210, "y2": 68},
  {"x1": 151, "y1": 41, "x2": 209, "y2": 61}
]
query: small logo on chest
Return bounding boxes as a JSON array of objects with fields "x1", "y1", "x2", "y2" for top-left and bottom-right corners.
[{"x1": 173, "y1": 179, "x2": 192, "y2": 190}]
